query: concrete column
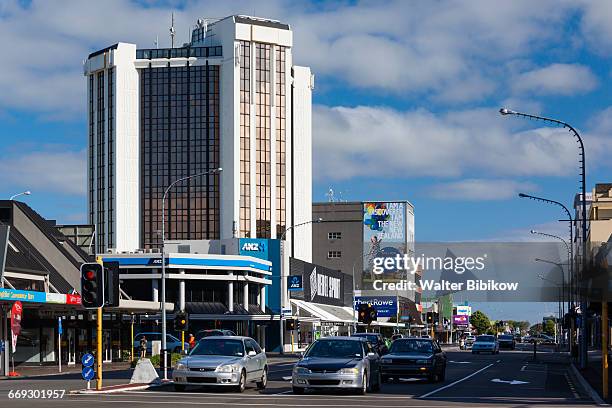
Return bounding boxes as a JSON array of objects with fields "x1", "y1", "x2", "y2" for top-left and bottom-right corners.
[
  {"x1": 179, "y1": 269, "x2": 185, "y2": 312},
  {"x1": 228, "y1": 273, "x2": 234, "y2": 312},
  {"x1": 152, "y1": 278, "x2": 159, "y2": 303},
  {"x1": 244, "y1": 281, "x2": 249, "y2": 310},
  {"x1": 260, "y1": 285, "x2": 266, "y2": 312}
]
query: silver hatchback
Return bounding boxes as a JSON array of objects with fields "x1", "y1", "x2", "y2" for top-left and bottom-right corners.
[{"x1": 172, "y1": 336, "x2": 267, "y2": 392}]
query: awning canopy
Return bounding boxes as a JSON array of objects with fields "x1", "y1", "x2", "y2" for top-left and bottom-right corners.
[{"x1": 290, "y1": 299, "x2": 355, "y2": 323}]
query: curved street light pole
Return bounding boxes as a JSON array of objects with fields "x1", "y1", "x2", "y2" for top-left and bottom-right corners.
[
  {"x1": 278, "y1": 218, "x2": 323, "y2": 354},
  {"x1": 535, "y1": 257, "x2": 567, "y2": 345},
  {"x1": 536, "y1": 271, "x2": 563, "y2": 346},
  {"x1": 518, "y1": 192, "x2": 574, "y2": 306},
  {"x1": 501, "y1": 108, "x2": 588, "y2": 368},
  {"x1": 160, "y1": 167, "x2": 222, "y2": 380},
  {"x1": 9, "y1": 191, "x2": 31, "y2": 200}
]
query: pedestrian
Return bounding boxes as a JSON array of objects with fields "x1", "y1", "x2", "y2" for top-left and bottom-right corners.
[
  {"x1": 140, "y1": 335, "x2": 148, "y2": 358},
  {"x1": 188, "y1": 333, "x2": 196, "y2": 349},
  {"x1": 459, "y1": 336, "x2": 465, "y2": 350}
]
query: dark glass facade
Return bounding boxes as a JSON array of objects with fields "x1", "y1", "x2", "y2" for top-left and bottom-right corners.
[
  {"x1": 88, "y1": 74, "x2": 94, "y2": 232},
  {"x1": 96, "y1": 71, "x2": 106, "y2": 253},
  {"x1": 239, "y1": 41, "x2": 251, "y2": 237},
  {"x1": 140, "y1": 63, "x2": 220, "y2": 249},
  {"x1": 255, "y1": 43, "x2": 271, "y2": 238},
  {"x1": 107, "y1": 68, "x2": 115, "y2": 249},
  {"x1": 275, "y1": 46, "x2": 286, "y2": 238}
]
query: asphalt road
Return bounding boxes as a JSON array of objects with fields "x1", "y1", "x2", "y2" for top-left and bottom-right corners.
[{"x1": 0, "y1": 347, "x2": 596, "y2": 407}]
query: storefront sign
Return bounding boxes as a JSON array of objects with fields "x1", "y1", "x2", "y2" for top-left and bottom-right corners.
[
  {"x1": 456, "y1": 305, "x2": 472, "y2": 316},
  {"x1": 0, "y1": 288, "x2": 80, "y2": 305},
  {"x1": 453, "y1": 314, "x2": 469, "y2": 325},
  {"x1": 287, "y1": 275, "x2": 303, "y2": 291},
  {"x1": 354, "y1": 296, "x2": 398, "y2": 317},
  {"x1": 289, "y1": 259, "x2": 345, "y2": 307}
]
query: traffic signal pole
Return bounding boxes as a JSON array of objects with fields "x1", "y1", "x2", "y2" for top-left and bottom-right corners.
[{"x1": 95, "y1": 257, "x2": 103, "y2": 390}]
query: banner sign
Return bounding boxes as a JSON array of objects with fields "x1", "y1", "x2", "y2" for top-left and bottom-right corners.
[
  {"x1": 289, "y1": 258, "x2": 345, "y2": 306},
  {"x1": 11, "y1": 301, "x2": 23, "y2": 352},
  {"x1": 453, "y1": 314, "x2": 469, "y2": 325},
  {"x1": 456, "y1": 305, "x2": 472, "y2": 316},
  {"x1": 287, "y1": 275, "x2": 303, "y2": 291},
  {"x1": 354, "y1": 296, "x2": 398, "y2": 317}
]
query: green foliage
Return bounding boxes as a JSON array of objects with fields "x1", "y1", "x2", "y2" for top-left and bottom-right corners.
[
  {"x1": 543, "y1": 319, "x2": 556, "y2": 336},
  {"x1": 530, "y1": 323, "x2": 543, "y2": 335},
  {"x1": 470, "y1": 310, "x2": 491, "y2": 334},
  {"x1": 133, "y1": 353, "x2": 182, "y2": 368}
]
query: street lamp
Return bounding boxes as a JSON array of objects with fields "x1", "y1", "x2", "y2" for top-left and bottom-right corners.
[
  {"x1": 536, "y1": 270, "x2": 563, "y2": 346},
  {"x1": 160, "y1": 167, "x2": 222, "y2": 380},
  {"x1": 531, "y1": 229, "x2": 571, "y2": 310},
  {"x1": 278, "y1": 217, "x2": 323, "y2": 354},
  {"x1": 501, "y1": 107, "x2": 588, "y2": 368},
  {"x1": 519, "y1": 192, "x2": 574, "y2": 306},
  {"x1": 9, "y1": 191, "x2": 31, "y2": 200}
]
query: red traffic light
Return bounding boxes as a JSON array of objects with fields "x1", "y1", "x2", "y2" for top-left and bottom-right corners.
[{"x1": 84, "y1": 270, "x2": 96, "y2": 280}]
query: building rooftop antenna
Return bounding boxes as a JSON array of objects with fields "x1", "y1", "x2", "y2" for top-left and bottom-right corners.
[
  {"x1": 154, "y1": 35, "x2": 159, "y2": 49},
  {"x1": 169, "y1": 11, "x2": 176, "y2": 48},
  {"x1": 325, "y1": 187, "x2": 335, "y2": 203}
]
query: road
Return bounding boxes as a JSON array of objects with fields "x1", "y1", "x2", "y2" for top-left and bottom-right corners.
[{"x1": 0, "y1": 347, "x2": 596, "y2": 407}]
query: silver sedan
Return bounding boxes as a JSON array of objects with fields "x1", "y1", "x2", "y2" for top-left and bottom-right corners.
[{"x1": 172, "y1": 336, "x2": 267, "y2": 392}]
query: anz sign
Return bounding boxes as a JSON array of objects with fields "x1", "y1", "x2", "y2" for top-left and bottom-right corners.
[{"x1": 241, "y1": 242, "x2": 265, "y2": 252}]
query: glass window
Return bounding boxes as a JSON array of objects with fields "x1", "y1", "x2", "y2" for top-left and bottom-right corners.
[
  {"x1": 191, "y1": 339, "x2": 245, "y2": 357},
  {"x1": 306, "y1": 340, "x2": 363, "y2": 358},
  {"x1": 327, "y1": 251, "x2": 342, "y2": 259}
]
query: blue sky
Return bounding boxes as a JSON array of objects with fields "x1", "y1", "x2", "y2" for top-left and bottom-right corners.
[{"x1": 1, "y1": 1, "x2": 610, "y2": 322}]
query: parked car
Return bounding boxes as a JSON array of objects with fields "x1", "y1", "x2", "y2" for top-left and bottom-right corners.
[
  {"x1": 527, "y1": 334, "x2": 556, "y2": 344},
  {"x1": 133, "y1": 332, "x2": 188, "y2": 354},
  {"x1": 292, "y1": 336, "x2": 381, "y2": 395},
  {"x1": 497, "y1": 334, "x2": 516, "y2": 349},
  {"x1": 513, "y1": 333, "x2": 522, "y2": 343},
  {"x1": 380, "y1": 337, "x2": 447, "y2": 383},
  {"x1": 172, "y1": 336, "x2": 267, "y2": 392},
  {"x1": 350, "y1": 332, "x2": 389, "y2": 355},
  {"x1": 472, "y1": 335, "x2": 499, "y2": 354},
  {"x1": 195, "y1": 329, "x2": 236, "y2": 341},
  {"x1": 464, "y1": 335, "x2": 476, "y2": 349}
]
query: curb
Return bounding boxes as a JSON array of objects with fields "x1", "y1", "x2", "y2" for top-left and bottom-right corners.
[
  {"x1": 569, "y1": 362, "x2": 609, "y2": 406},
  {"x1": 0, "y1": 366, "x2": 131, "y2": 381}
]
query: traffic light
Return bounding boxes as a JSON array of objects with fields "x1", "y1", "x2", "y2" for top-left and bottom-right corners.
[
  {"x1": 433, "y1": 312, "x2": 439, "y2": 324},
  {"x1": 296, "y1": 320, "x2": 301, "y2": 332},
  {"x1": 80, "y1": 262, "x2": 104, "y2": 308},
  {"x1": 426, "y1": 311, "x2": 433, "y2": 324},
  {"x1": 103, "y1": 261, "x2": 120, "y2": 307},
  {"x1": 358, "y1": 303, "x2": 377, "y2": 325},
  {"x1": 174, "y1": 312, "x2": 189, "y2": 331},
  {"x1": 286, "y1": 319, "x2": 296, "y2": 330}
]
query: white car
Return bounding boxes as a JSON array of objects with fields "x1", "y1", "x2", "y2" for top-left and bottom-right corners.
[{"x1": 471, "y1": 335, "x2": 499, "y2": 354}]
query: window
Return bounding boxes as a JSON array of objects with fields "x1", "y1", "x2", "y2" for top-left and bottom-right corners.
[
  {"x1": 328, "y1": 232, "x2": 342, "y2": 240},
  {"x1": 327, "y1": 250, "x2": 342, "y2": 259},
  {"x1": 245, "y1": 340, "x2": 256, "y2": 355}
]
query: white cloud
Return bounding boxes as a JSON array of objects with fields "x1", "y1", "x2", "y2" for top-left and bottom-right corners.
[
  {"x1": 487, "y1": 221, "x2": 573, "y2": 242},
  {"x1": 0, "y1": 148, "x2": 85, "y2": 195},
  {"x1": 579, "y1": 0, "x2": 612, "y2": 56},
  {"x1": 512, "y1": 63, "x2": 599, "y2": 96},
  {"x1": 313, "y1": 104, "x2": 611, "y2": 181},
  {"x1": 426, "y1": 179, "x2": 538, "y2": 201}
]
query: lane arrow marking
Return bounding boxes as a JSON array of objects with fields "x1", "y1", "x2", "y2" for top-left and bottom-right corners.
[{"x1": 491, "y1": 378, "x2": 529, "y2": 385}]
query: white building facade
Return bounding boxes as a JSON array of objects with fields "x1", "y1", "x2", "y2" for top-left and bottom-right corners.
[{"x1": 84, "y1": 15, "x2": 313, "y2": 262}]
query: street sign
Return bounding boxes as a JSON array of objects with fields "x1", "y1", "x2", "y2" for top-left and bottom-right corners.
[
  {"x1": 81, "y1": 353, "x2": 94, "y2": 367},
  {"x1": 82, "y1": 366, "x2": 95, "y2": 381},
  {"x1": 58, "y1": 317, "x2": 63, "y2": 336},
  {"x1": 281, "y1": 308, "x2": 292, "y2": 317}
]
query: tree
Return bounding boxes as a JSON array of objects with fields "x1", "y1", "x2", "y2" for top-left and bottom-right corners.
[
  {"x1": 543, "y1": 319, "x2": 556, "y2": 336},
  {"x1": 530, "y1": 323, "x2": 543, "y2": 335},
  {"x1": 470, "y1": 310, "x2": 490, "y2": 334}
]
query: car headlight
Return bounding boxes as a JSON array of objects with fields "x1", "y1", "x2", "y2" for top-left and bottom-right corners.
[
  {"x1": 415, "y1": 359, "x2": 432, "y2": 365},
  {"x1": 175, "y1": 362, "x2": 187, "y2": 371},
  {"x1": 216, "y1": 364, "x2": 239, "y2": 373},
  {"x1": 381, "y1": 358, "x2": 391, "y2": 364},
  {"x1": 338, "y1": 367, "x2": 360, "y2": 375},
  {"x1": 293, "y1": 366, "x2": 310, "y2": 374}
]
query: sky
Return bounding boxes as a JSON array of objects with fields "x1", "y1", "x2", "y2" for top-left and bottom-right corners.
[{"x1": 1, "y1": 0, "x2": 611, "y2": 323}]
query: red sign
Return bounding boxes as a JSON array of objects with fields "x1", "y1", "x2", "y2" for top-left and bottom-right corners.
[
  {"x1": 66, "y1": 294, "x2": 82, "y2": 305},
  {"x1": 10, "y1": 301, "x2": 22, "y2": 336}
]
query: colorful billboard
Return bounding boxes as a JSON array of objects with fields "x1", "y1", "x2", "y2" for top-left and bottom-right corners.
[
  {"x1": 453, "y1": 314, "x2": 469, "y2": 326},
  {"x1": 362, "y1": 202, "x2": 408, "y2": 290},
  {"x1": 354, "y1": 296, "x2": 397, "y2": 318}
]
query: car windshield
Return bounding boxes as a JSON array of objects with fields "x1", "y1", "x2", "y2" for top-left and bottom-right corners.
[
  {"x1": 476, "y1": 335, "x2": 495, "y2": 342},
  {"x1": 352, "y1": 334, "x2": 378, "y2": 344},
  {"x1": 499, "y1": 335, "x2": 513, "y2": 340},
  {"x1": 306, "y1": 340, "x2": 363, "y2": 358},
  {"x1": 190, "y1": 339, "x2": 244, "y2": 357},
  {"x1": 389, "y1": 339, "x2": 433, "y2": 354},
  {"x1": 196, "y1": 330, "x2": 222, "y2": 340}
]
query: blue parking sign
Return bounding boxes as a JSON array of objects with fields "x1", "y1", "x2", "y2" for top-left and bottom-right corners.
[
  {"x1": 82, "y1": 366, "x2": 95, "y2": 381},
  {"x1": 82, "y1": 353, "x2": 94, "y2": 367}
]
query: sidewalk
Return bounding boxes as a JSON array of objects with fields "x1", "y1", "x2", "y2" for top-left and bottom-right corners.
[
  {"x1": 1, "y1": 361, "x2": 131, "y2": 380},
  {"x1": 575, "y1": 349, "x2": 612, "y2": 404}
]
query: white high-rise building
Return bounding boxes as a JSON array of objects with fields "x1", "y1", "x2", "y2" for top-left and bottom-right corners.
[{"x1": 83, "y1": 15, "x2": 313, "y2": 262}]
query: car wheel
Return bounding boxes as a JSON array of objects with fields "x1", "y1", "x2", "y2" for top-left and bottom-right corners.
[
  {"x1": 358, "y1": 372, "x2": 368, "y2": 395},
  {"x1": 292, "y1": 386, "x2": 305, "y2": 395},
  {"x1": 256, "y1": 367, "x2": 268, "y2": 390},
  {"x1": 371, "y1": 370, "x2": 381, "y2": 392},
  {"x1": 236, "y1": 370, "x2": 246, "y2": 393},
  {"x1": 174, "y1": 384, "x2": 186, "y2": 392}
]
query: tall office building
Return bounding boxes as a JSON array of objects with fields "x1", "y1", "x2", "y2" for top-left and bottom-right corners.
[{"x1": 84, "y1": 15, "x2": 313, "y2": 261}]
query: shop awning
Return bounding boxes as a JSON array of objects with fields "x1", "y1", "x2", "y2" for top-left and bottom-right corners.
[{"x1": 290, "y1": 299, "x2": 355, "y2": 323}]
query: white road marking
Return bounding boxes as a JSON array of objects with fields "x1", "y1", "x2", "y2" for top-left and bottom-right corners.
[
  {"x1": 448, "y1": 361, "x2": 471, "y2": 364},
  {"x1": 418, "y1": 363, "x2": 495, "y2": 399},
  {"x1": 491, "y1": 378, "x2": 529, "y2": 385}
]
